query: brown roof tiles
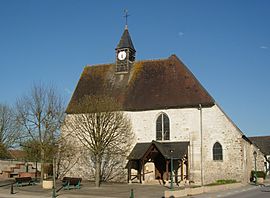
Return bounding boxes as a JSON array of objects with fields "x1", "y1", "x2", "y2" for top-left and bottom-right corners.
[
  {"x1": 66, "y1": 55, "x2": 215, "y2": 113},
  {"x1": 249, "y1": 136, "x2": 270, "y2": 155}
]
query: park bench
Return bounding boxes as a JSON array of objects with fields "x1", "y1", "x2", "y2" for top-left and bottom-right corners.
[
  {"x1": 15, "y1": 177, "x2": 35, "y2": 187},
  {"x1": 62, "y1": 177, "x2": 70, "y2": 186},
  {"x1": 62, "y1": 177, "x2": 82, "y2": 190}
]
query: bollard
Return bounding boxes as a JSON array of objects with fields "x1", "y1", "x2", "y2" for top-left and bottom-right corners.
[
  {"x1": 130, "y1": 188, "x2": 134, "y2": 198},
  {"x1": 10, "y1": 183, "x2": 14, "y2": 194},
  {"x1": 52, "y1": 186, "x2": 56, "y2": 198}
]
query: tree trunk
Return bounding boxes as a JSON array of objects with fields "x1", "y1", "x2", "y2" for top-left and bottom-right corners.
[
  {"x1": 95, "y1": 155, "x2": 101, "y2": 187},
  {"x1": 40, "y1": 148, "x2": 45, "y2": 182}
]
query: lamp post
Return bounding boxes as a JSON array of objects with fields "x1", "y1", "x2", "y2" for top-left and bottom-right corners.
[
  {"x1": 52, "y1": 156, "x2": 56, "y2": 198},
  {"x1": 51, "y1": 140, "x2": 57, "y2": 198},
  {"x1": 170, "y1": 150, "x2": 174, "y2": 190},
  {"x1": 253, "y1": 151, "x2": 257, "y2": 185}
]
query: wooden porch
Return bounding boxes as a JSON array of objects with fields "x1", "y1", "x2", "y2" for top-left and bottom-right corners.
[{"x1": 127, "y1": 141, "x2": 189, "y2": 184}]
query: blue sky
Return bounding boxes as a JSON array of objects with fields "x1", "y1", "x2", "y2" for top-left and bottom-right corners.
[{"x1": 0, "y1": 0, "x2": 269, "y2": 137}]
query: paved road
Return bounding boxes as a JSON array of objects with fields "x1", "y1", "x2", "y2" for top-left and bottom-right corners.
[
  {"x1": 0, "y1": 181, "x2": 169, "y2": 198},
  {"x1": 187, "y1": 185, "x2": 270, "y2": 198},
  {"x1": 1, "y1": 179, "x2": 270, "y2": 198}
]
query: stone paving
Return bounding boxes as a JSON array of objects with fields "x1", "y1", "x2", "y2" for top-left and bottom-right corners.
[
  {"x1": 0, "y1": 177, "x2": 269, "y2": 198},
  {"x1": 0, "y1": 180, "x2": 170, "y2": 198}
]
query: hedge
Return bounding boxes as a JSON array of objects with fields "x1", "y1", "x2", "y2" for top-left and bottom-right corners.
[{"x1": 251, "y1": 171, "x2": 266, "y2": 179}]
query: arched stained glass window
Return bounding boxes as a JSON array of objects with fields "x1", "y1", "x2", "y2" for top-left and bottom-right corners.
[
  {"x1": 213, "y1": 142, "x2": 223, "y2": 160},
  {"x1": 156, "y1": 113, "x2": 170, "y2": 141}
]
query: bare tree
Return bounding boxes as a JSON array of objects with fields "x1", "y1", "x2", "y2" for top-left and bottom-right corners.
[
  {"x1": 0, "y1": 104, "x2": 19, "y2": 158},
  {"x1": 55, "y1": 136, "x2": 80, "y2": 179},
  {"x1": 63, "y1": 95, "x2": 134, "y2": 187},
  {"x1": 21, "y1": 139, "x2": 41, "y2": 162},
  {"x1": 16, "y1": 84, "x2": 65, "y2": 181}
]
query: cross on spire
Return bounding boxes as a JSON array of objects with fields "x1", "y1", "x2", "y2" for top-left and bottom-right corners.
[{"x1": 124, "y1": 9, "x2": 130, "y2": 29}]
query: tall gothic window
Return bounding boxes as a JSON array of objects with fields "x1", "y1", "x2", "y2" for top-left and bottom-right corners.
[
  {"x1": 213, "y1": 142, "x2": 223, "y2": 160},
  {"x1": 156, "y1": 113, "x2": 170, "y2": 141}
]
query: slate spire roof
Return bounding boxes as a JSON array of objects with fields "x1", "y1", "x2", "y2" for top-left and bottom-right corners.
[
  {"x1": 66, "y1": 55, "x2": 215, "y2": 113},
  {"x1": 116, "y1": 27, "x2": 136, "y2": 52}
]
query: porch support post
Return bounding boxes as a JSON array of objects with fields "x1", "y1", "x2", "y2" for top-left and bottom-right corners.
[
  {"x1": 175, "y1": 160, "x2": 179, "y2": 184},
  {"x1": 185, "y1": 158, "x2": 189, "y2": 180},
  {"x1": 181, "y1": 159, "x2": 184, "y2": 181},
  {"x1": 138, "y1": 160, "x2": 142, "y2": 183},
  {"x1": 142, "y1": 160, "x2": 145, "y2": 182},
  {"x1": 127, "y1": 161, "x2": 131, "y2": 183},
  {"x1": 166, "y1": 160, "x2": 169, "y2": 181}
]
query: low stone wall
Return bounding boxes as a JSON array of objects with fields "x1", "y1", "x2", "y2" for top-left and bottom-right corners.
[
  {"x1": 0, "y1": 160, "x2": 22, "y2": 171},
  {"x1": 0, "y1": 160, "x2": 41, "y2": 179},
  {"x1": 164, "y1": 183, "x2": 244, "y2": 198},
  {"x1": 19, "y1": 172, "x2": 40, "y2": 178}
]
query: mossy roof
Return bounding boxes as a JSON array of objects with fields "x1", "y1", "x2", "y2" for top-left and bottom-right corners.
[
  {"x1": 127, "y1": 141, "x2": 190, "y2": 160},
  {"x1": 66, "y1": 54, "x2": 215, "y2": 113},
  {"x1": 248, "y1": 136, "x2": 270, "y2": 155}
]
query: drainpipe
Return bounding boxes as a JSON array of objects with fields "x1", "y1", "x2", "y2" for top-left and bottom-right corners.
[{"x1": 199, "y1": 104, "x2": 203, "y2": 186}]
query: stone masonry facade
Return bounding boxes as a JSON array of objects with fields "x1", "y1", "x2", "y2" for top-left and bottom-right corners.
[
  {"x1": 62, "y1": 104, "x2": 264, "y2": 185},
  {"x1": 125, "y1": 104, "x2": 265, "y2": 185}
]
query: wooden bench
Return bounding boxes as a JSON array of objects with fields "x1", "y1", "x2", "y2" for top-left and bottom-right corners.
[
  {"x1": 62, "y1": 177, "x2": 82, "y2": 190},
  {"x1": 15, "y1": 177, "x2": 35, "y2": 187},
  {"x1": 62, "y1": 177, "x2": 70, "y2": 187}
]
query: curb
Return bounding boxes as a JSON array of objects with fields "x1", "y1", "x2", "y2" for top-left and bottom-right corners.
[{"x1": 164, "y1": 183, "x2": 245, "y2": 198}]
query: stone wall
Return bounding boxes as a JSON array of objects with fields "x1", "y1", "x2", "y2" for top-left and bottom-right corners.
[
  {"x1": 201, "y1": 105, "x2": 245, "y2": 184},
  {"x1": 125, "y1": 104, "x2": 264, "y2": 185},
  {"x1": 0, "y1": 160, "x2": 41, "y2": 179},
  {"x1": 61, "y1": 114, "x2": 132, "y2": 182},
  {"x1": 61, "y1": 115, "x2": 93, "y2": 180},
  {"x1": 125, "y1": 107, "x2": 202, "y2": 184},
  {"x1": 200, "y1": 105, "x2": 264, "y2": 184},
  {"x1": 125, "y1": 108, "x2": 200, "y2": 143},
  {"x1": 62, "y1": 104, "x2": 264, "y2": 184}
]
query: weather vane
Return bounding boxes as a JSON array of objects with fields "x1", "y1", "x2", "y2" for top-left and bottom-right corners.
[{"x1": 124, "y1": 9, "x2": 130, "y2": 28}]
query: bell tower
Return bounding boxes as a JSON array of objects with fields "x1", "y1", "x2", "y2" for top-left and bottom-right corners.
[{"x1": 115, "y1": 10, "x2": 136, "y2": 73}]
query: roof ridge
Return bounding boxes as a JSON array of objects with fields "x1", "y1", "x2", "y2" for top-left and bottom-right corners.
[
  {"x1": 84, "y1": 55, "x2": 172, "y2": 69},
  {"x1": 85, "y1": 63, "x2": 114, "y2": 68},
  {"x1": 135, "y1": 57, "x2": 169, "y2": 64}
]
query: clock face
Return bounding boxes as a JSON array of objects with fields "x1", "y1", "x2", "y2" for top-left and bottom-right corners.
[{"x1": 118, "y1": 51, "x2": 127, "y2": 60}]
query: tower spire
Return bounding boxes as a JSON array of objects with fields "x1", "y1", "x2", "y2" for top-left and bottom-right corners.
[
  {"x1": 115, "y1": 10, "x2": 136, "y2": 73},
  {"x1": 124, "y1": 9, "x2": 129, "y2": 29}
]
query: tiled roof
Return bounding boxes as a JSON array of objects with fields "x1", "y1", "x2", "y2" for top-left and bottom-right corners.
[
  {"x1": 66, "y1": 55, "x2": 215, "y2": 113},
  {"x1": 8, "y1": 149, "x2": 26, "y2": 160},
  {"x1": 248, "y1": 136, "x2": 270, "y2": 155},
  {"x1": 127, "y1": 142, "x2": 149, "y2": 160},
  {"x1": 127, "y1": 141, "x2": 189, "y2": 160}
]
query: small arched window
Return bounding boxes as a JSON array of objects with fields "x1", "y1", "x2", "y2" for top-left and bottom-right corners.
[
  {"x1": 213, "y1": 142, "x2": 223, "y2": 160},
  {"x1": 156, "y1": 113, "x2": 170, "y2": 141}
]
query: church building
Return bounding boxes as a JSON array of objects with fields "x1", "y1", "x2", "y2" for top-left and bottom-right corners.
[{"x1": 64, "y1": 24, "x2": 265, "y2": 185}]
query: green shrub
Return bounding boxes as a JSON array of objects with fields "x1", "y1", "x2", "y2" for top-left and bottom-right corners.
[
  {"x1": 251, "y1": 171, "x2": 266, "y2": 179},
  {"x1": 216, "y1": 179, "x2": 237, "y2": 184},
  {"x1": 206, "y1": 179, "x2": 238, "y2": 186}
]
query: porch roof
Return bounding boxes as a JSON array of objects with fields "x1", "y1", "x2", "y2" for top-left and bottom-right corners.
[{"x1": 127, "y1": 141, "x2": 189, "y2": 160}]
